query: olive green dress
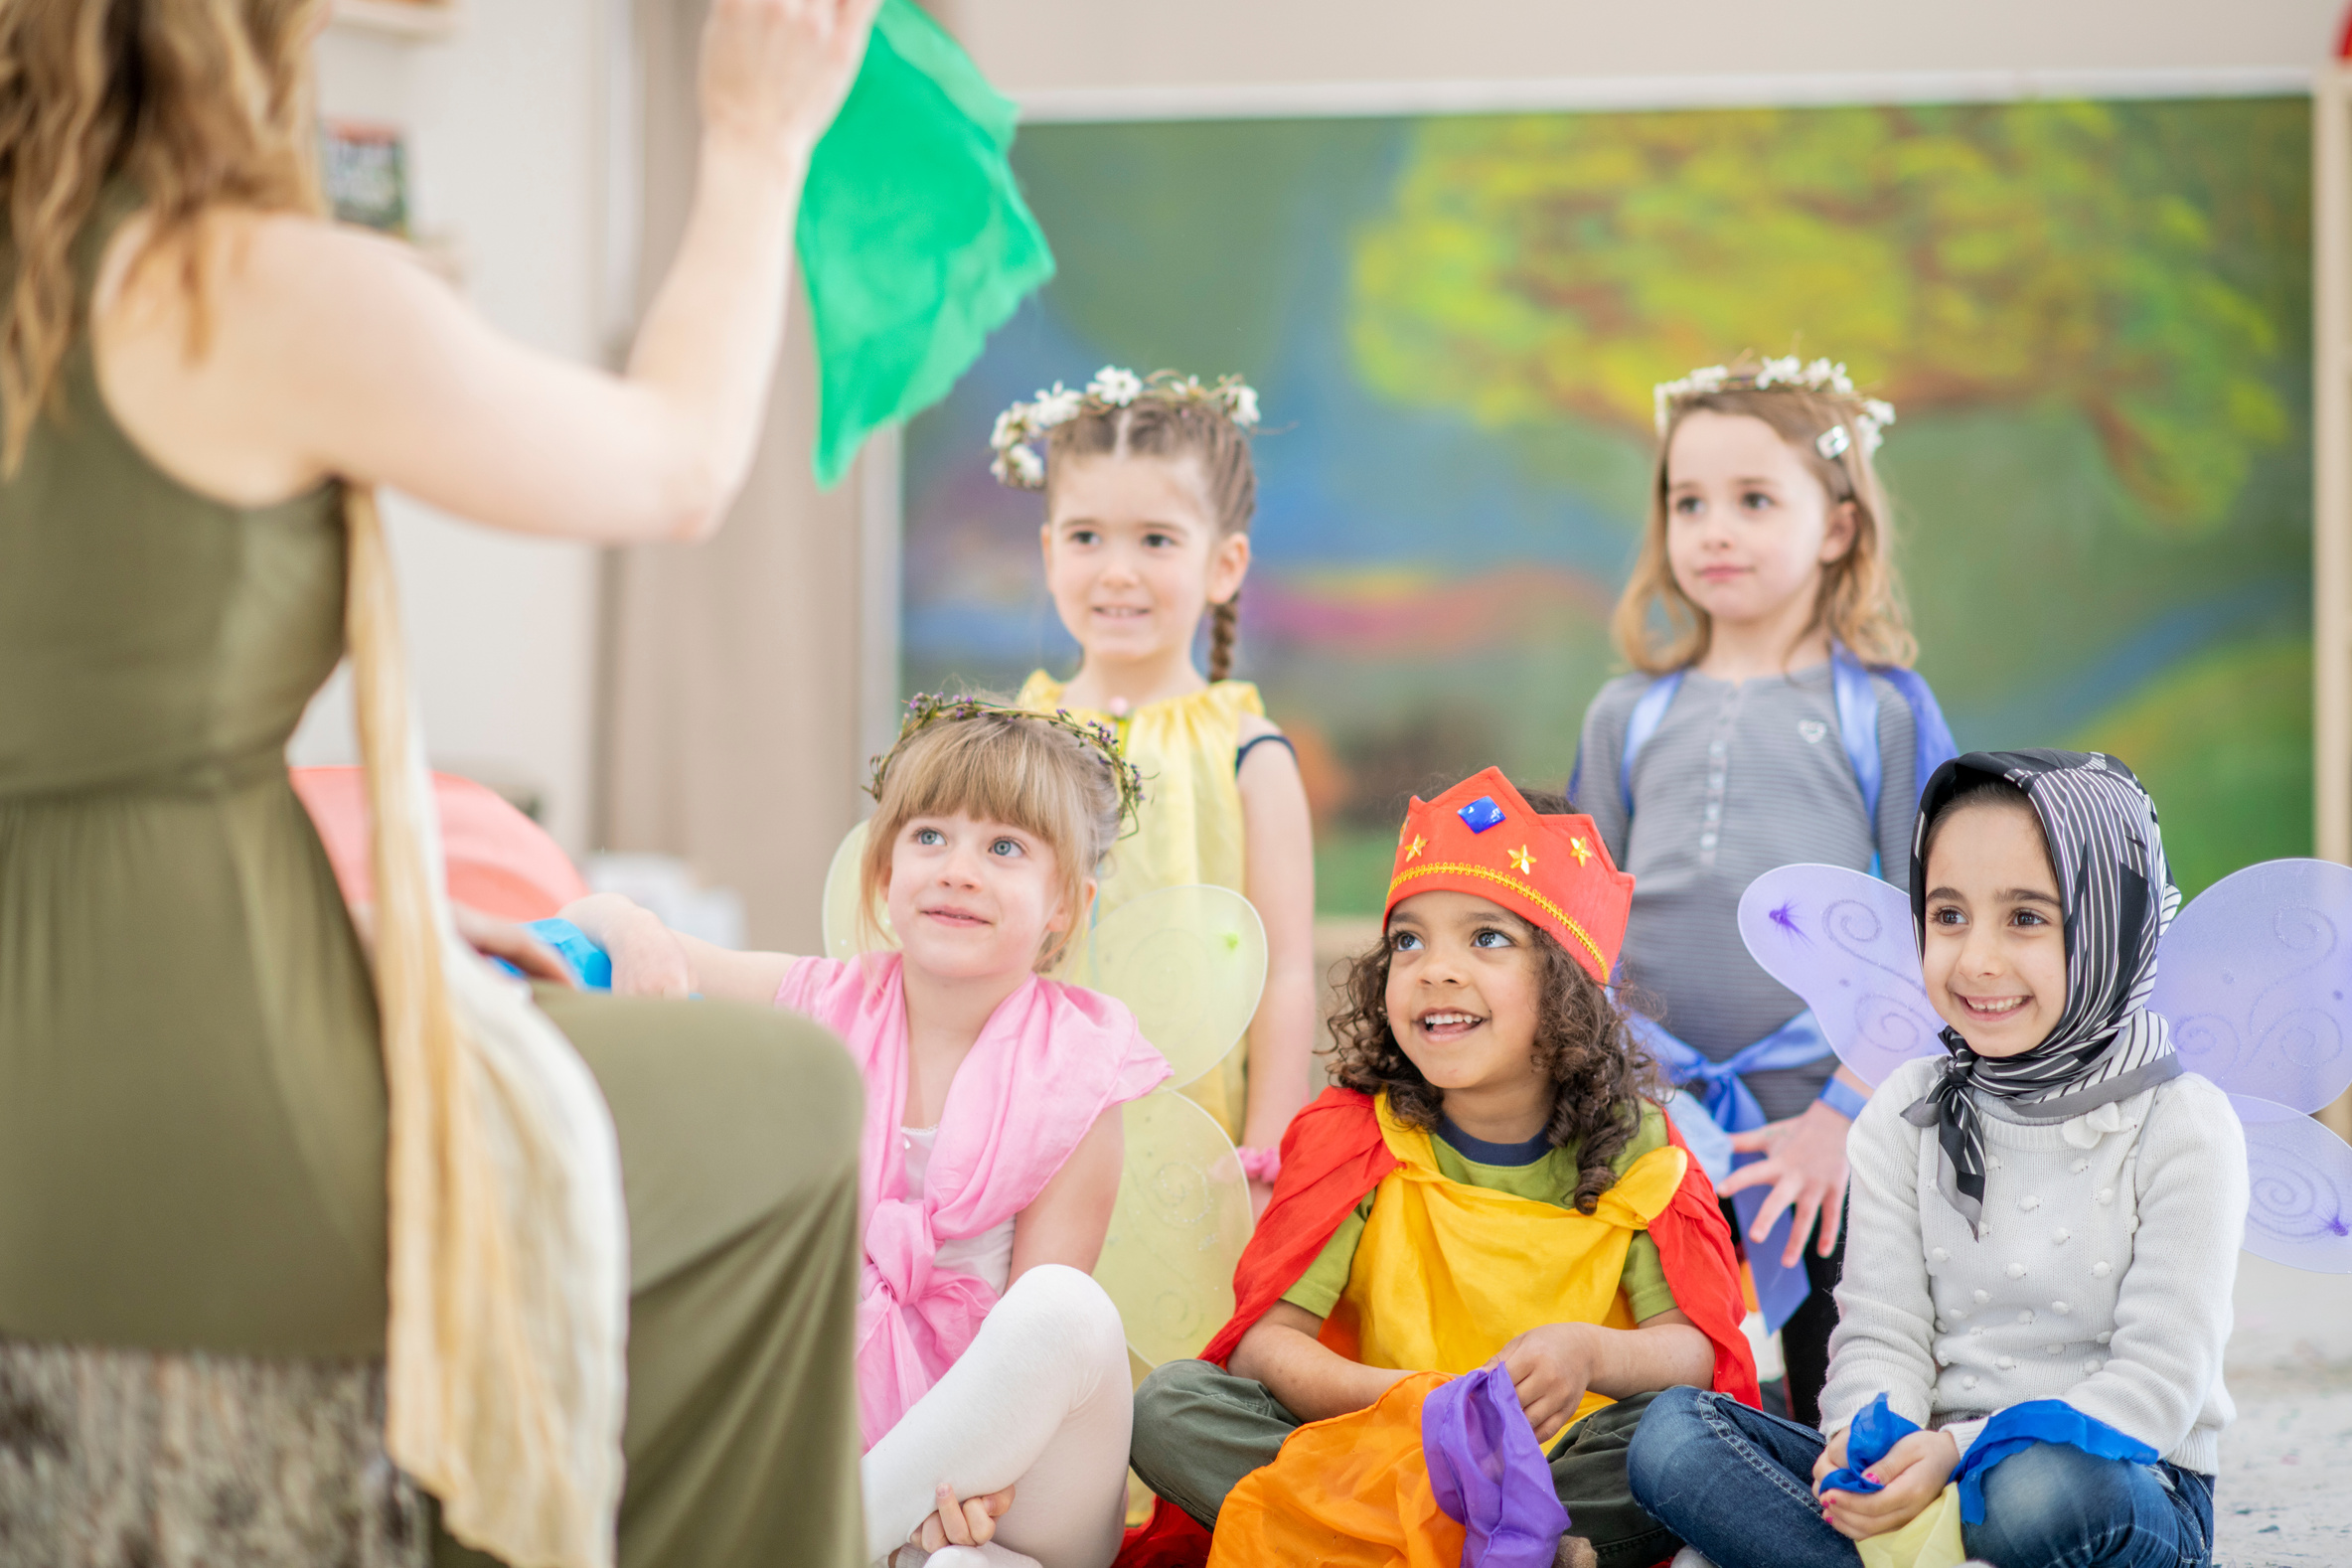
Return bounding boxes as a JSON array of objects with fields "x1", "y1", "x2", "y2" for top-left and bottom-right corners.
[{"x1": 0, "y1": 210, "x2": 864, "y2": 1568}]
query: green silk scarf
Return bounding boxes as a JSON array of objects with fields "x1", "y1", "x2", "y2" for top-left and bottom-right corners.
[{"x1": 799, "y1": 1, "x2": 1055, "y2": 487}]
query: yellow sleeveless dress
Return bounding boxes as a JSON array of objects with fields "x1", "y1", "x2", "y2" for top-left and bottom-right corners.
[{"x1": 1017, "y1": 671, "x2": 1265, "y2": 1139}]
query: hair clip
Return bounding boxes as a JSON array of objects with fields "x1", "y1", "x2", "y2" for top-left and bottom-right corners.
[{"x1": 1815, "y1": 423, "x2": 1852, "y2": 460}]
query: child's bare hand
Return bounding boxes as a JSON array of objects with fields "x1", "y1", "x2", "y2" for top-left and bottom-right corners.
[
  {"x1": 1810, "y1": 1425, "x2": 1851, "y2": 1488},
  {"x1": 605, "y1": 909, "x2": 697, "y2": 998},
  {"x1": 1814, "y1": 1428, "x2": 1957, "y2": 1540},
  {"x1": 913, "y1": 1481, "x2": 1015, "y2": 1551},
  {"x1": 1497, "y1": 1323, "x2": 1597, "y2": 1445},
  {"x1": 1720, "y1": 1098, "x2": 1853, "y2": 1265}
]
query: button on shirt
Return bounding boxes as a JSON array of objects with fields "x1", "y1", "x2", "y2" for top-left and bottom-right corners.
[{"x1": 1573, "y1": 664, "x2": 1917, "y2": 1121}]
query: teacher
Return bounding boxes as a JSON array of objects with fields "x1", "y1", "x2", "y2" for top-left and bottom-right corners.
[{"x1": 0, "y1": 1, "x2": 880, "y2": 1565}]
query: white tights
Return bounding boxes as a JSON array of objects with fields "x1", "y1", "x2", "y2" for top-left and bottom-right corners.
[{"x1": 862, "y1": 1263, "x2": 1133, "y2": 1568}]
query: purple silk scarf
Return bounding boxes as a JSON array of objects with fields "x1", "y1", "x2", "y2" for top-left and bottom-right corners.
[{"x1": 1421, "y1": 1360, "x2": 1569, "y2": 1568}]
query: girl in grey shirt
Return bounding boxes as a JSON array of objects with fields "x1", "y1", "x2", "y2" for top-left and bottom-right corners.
[{"x1": 1569, "y1": 356, "x2": 1954, "y2": 1426}]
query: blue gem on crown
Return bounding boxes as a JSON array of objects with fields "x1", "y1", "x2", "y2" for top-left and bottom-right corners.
[{"x1": 1458, "y1": 796, "x2": 1506, "y2": 833}]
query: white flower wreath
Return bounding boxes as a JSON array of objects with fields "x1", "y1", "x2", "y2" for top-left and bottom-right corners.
[
  {"x1": 988, "y1": 366, "x2": 1261, "y2": 490},
  {"x1": 1652, "y1": 356, "x2": 1898, "y2": 461}
]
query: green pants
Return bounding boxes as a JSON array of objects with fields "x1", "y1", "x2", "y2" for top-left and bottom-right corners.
[
  {"x1": 427, "y1": 994, "x2": 867, "y2": 1568},
  {"x1": 1130, "y1": 1360, "x2": 1683, "y2": 1568}
]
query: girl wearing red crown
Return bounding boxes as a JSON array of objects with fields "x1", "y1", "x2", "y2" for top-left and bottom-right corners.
[
  {"x1": 1569, "y1": 356, "x2": 1959, "y2": 1429},
  {"x1": 1122, "y1": 770, "x2": 1757, "y2": 1568}
]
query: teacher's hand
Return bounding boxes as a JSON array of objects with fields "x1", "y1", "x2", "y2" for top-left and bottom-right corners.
[
  {"x1": 1718, "y1": 1098, "x2": 1852, "y2": 1267},
  {"x1": 348, "y1": 901, "x2": 578, "y2": 989},
  {"x1": 454, "y1": 905, "x2": 577, "y2": 988},
  {"x1": 703, "y1": 0, "x2": 884, "y2": 165}
]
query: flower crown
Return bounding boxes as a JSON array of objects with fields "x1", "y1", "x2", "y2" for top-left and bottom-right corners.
[
  {"x1": 1652, "y1": 356, "x2": 1897, "y2": 461},
  {"x1": 989, "y1": 367, "x2": 1261, "y2": 489},
  {"x1": 866, "y1": 693, "x2": 1147, "y2": 835}
]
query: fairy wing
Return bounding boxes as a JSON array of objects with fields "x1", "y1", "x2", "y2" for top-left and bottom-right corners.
[
  {"x1": 2148, "y1": 859, "x2": 2352, "y2": 1116},
  {"x1": 1076, "y1": 884, "x2": 1268, "y2": 1094},
  {"x1": 1092, "y1": 1090, "x2": 1256, "y2": 1365},
  {"x1": 1074, "y1": 884, "x2": 1266, "y2": 1363},
  {"x1": 1737, "y1": 863, "x2": 1947, "y2": 1086},
  {"x1": 820, "y1": 819, "x2": 894, "y2": 959},
  {"x1": 2231, "y1": 1095, "x2": 2352, "y2": 1274},
  {"x1": 2146, "y1": 860, "x2": 2352, "y2": 1275}
]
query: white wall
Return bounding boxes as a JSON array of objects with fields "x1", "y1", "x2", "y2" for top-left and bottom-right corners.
[
  {"x1": 958, "y1": 0, "x2": 2345, "y2": 97},
  {"x1": 292, "y1": 1, "x2": 610, "y2": 855}
]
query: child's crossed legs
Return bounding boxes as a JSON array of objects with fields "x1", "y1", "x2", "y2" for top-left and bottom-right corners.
[{"x1": 862, "y1": 1265, "x2": 1132, "y2": 1568}]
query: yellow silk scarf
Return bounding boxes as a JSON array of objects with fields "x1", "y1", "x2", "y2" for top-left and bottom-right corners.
[{"x1": 1321, "y1": 1096, "x2": 1687, "y2": 1425}]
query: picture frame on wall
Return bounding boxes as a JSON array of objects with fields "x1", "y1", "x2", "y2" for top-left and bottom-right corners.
[{"x1": 321, "y1": 119, "x2": 409, "y2": 236}]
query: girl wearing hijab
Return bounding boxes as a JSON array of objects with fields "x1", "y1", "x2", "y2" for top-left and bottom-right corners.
[{"x1": 1627, "y1": 751, "x2": 2245, "y2": 1568}]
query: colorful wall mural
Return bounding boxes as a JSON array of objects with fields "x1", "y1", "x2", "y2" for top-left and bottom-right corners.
[{"x1": 900, "y1": 97, "x2": 2312, "y2": 913}]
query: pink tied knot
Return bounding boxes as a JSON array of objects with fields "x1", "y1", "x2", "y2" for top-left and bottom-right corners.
[
  {"x1": 773, "y1": 953, "x2": 1171, "y2": 1451},
  {"x1": 856, "y1": 1195, "x2": 1001, "y2": 1445}
]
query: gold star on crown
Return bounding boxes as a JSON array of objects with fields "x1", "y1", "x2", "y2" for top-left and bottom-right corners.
[
  {"x1": 1404, "y1": 835, "x2": 1426, "y2": 862},
  {"x1": 1567, "y1": 836, "x2": 1594, "y2": 866},
  {"x1": 1507, "y1": 845, "x2": 1536, "y2": 874}
]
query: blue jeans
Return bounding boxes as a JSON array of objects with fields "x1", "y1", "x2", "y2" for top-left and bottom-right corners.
[{"x1": 1627, "y1": 1386, "x2": 2216, "y2": 1568}]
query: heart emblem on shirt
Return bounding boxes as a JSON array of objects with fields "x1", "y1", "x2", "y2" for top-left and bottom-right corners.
[{"x1": 1799, "y1": 720, "x2": 1828, "y2": 744}]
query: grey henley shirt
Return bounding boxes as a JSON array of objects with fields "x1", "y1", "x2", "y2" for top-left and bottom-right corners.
[{"x1": 1571, "y1": 663, "x2": 1919, "y2": 1121}]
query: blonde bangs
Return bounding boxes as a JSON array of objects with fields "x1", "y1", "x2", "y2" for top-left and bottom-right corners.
[
  {"x1": 859, "y1": 710, "x2": 1123, "y2": 970},
  {"x1": 1612, "y1": 386, "x2": 1918, "y2": 674}
]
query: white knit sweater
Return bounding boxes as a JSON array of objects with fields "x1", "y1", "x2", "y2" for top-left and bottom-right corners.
[{"x1": 1819, "y1": 1056, "x2": 2248, "y2": 1475}]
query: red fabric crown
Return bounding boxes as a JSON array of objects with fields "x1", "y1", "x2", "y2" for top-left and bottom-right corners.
[{"x1": 1383, "y1": 767, "x2": 1635, "y2": 983}]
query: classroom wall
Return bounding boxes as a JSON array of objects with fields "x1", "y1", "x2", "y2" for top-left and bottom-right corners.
[
  {"x1": 291, "y1": 0, "x2": 611, "y2": 855},
  {"x1": 954, "y1": 0, "x2": 2342, "y2": 96}
]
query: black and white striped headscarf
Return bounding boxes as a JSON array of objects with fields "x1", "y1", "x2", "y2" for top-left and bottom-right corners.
[{"x1": 1902, "y1": 749, "x2": 2182, "y2": 1228}]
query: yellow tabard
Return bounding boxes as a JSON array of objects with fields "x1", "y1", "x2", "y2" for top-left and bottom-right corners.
[
  {"x1": 1019, "y1": 671, "x2": 1264, "y2": 1139},
  {"x1": 1322, "y1": 1096, "x2": 1689, "y2": 1424}
]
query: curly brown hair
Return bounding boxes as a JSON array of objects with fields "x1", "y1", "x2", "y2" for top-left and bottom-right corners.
[{"x1": 1328, "y1": 896, "x2": 1664, "y2": 1216}]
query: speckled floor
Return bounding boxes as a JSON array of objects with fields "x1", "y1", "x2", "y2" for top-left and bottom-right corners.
[{"x1": 2212, "y1": 1255, "x2": 2352, "y2": 1567}]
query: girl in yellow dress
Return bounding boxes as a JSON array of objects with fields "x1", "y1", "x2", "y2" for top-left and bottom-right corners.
[{"x1": 993, "y1": 368, "x2": 1316, "y2": 1209}]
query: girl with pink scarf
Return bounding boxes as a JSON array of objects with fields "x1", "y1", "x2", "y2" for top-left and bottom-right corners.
[{"x1": 567, "y1": 702, "x2": 1170, "y2": 1568}]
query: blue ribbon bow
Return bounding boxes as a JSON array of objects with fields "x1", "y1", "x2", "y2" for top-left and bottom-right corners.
[{"x1": 1627, "y1": 1011, "x2": 1834, "y2": 1333}]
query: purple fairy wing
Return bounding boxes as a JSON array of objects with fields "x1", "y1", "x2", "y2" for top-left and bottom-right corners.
[
  {"x1": 2232, "y1": 1095, "x2": 2352, "y2": 1273},
  {"x1": 1739, "y1": 863, "x2": 1946, "y2": 1086},
  {"x1": 2149, "y1": 860, "x2": 2352, "y2": 1114}
]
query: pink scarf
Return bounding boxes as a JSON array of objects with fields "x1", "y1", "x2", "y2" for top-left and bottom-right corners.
[{"x1": 775, "y1": 954, "x2": 1170, "y2": 1448}]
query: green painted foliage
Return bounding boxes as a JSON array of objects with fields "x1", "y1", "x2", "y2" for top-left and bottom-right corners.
[{"x1": 1352, "y1": 101, "x2": 2302, "y2": 529}]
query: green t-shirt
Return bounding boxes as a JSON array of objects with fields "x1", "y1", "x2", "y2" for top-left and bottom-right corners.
[{"x1": 1281, "y1": 1101, "x2": 1678, "y2": 1324}]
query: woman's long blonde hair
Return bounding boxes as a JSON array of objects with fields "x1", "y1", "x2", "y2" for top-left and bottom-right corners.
[
  {"x1": 0, "y1": 0, "x2": 325, "y2": 472},
  {"x1": 0, "y1": 11, "x2": 628, "y2": 1564},
  {"x1": 1612, "y1": 383, "x2": 1917, "y2": 674}
]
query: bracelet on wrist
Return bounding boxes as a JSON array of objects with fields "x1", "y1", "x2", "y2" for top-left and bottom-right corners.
[
  {"x1": 1237, "y1": 1145, "x2": 1280, "y2": 1184},
  {"x1": 1817, "y1": 1076, "x2": 1869, "y2": 1121}
]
